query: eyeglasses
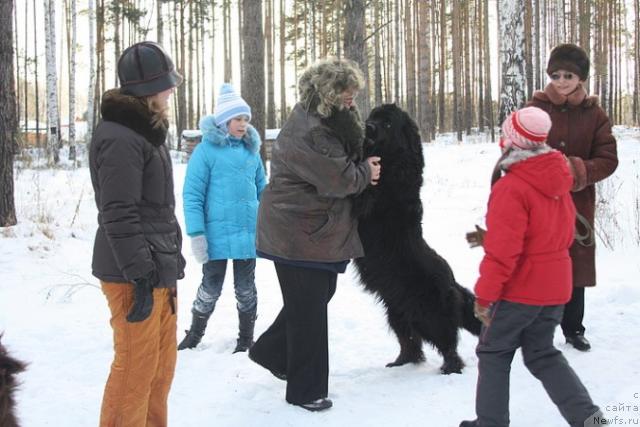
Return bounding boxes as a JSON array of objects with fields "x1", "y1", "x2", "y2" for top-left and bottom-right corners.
[{"x1": 550, "y1": 72, "x2": 577, "y2": 81}]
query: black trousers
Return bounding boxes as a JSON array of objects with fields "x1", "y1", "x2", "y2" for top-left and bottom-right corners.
[
  {"x1": 561, "y1": 287, "x2": 585, "y2": 337},
  {"x1": 250, "y1": 262, "x2": 337, "y2": 405}
]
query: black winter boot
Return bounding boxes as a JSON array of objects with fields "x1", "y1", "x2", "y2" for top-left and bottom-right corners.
[
  {"x1": 177, "y1": 310, "x2": 210, "y2": 350},
  {"x1": 233, "y1": 309, "x2": 256, "y2": 353}
]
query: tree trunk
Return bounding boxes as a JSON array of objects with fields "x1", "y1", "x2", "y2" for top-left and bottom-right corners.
[
  {"x1": 44, "y1": 0, "x2": 60, "y2": 164},
  {"x1": 438, "y1": 0, "x2": 446, "y2": 132},
  {"x1": 242, "y1": 0, "x2": 266, "y2": 164},
  {"x1": 23, "y1": 0, "x2": 28, "y2": 137},
  {"x1": 33, "y1": 0, "x2": 41, "y2": 148},
  {"x1": 484, "y1": 0, "x2": 494, "y2": 141},
  {"x1": 68, "y1": 0, "x2": 77, "y2": 162},
  {"x1": 157, "y1": 0, "x2": 163, "y2": 45},
  {"x1": 266, "y1": 0, "x2": 276, "y2": 129},
  {"x1": 417, "y1": 0, "x2": 433, "y2": 141},
  {"x1": 87, "y1": 0, "x2": 96, "y2": 144},
  {"x1": 373, "y1": 1, "x2": 383, "y2": 106},
  {"x1": 13, "y1": 0, "x2": 19, "y2": 135},
  {"x1": 343, "y1": 0, "x2": 370, "y2": 116},
  {"x1": 403, "y1": 0, "x2": 416, "y2": 119},
  {"x1": 279, "y1": 0, "x2": 286, "y2": 124},
  {"x1": 524, "y1": 0, "x2": 533, "y2": 100},
  {"x1": 1, "y1": 0, "x2": 16, "y2": 225},
  {"x1": 498, "y1": 0, "x2": 527, "y2": 124}
]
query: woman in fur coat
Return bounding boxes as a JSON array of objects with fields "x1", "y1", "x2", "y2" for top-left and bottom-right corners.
[
  {"x1": 249, "y1": 57, "x2": 381, "y2": 412},
  {"x1": 89, "y1": 41, "x2": 185, "y2": 426},
  {"x1": 528, "y1": 44, "x2": 618, "y2": 351}
]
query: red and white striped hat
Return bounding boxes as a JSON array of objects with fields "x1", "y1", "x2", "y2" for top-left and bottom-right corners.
[{"x1": 500, "y1": 107, "x2": 552, "y2": 150}]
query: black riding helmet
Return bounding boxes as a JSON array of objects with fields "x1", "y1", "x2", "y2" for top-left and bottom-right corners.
[{"x1": 117, "y1": 41, "x2": 183, "y2": 97}]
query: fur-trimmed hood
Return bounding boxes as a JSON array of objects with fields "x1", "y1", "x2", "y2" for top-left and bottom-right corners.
[
  {"x1": 500, "y1": 146, "x2": 573, "y2": 198},
  {"x1": 100, "y1": 88, "x2": 168, "y2": 146},
  {"x1": 499, "y1": 144, "x2": 554, "y2": 170},
  {"x1": 198, "y1": 115, "x2": 261, "y2": 153},
  {"x1": 298, "y1": 57, "x2": 364, "y2": 118}
]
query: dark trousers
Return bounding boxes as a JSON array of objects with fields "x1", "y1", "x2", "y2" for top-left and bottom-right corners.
[
  {"x1": 475, "y1": 301, "x2": 599, "y2": 427},
  {"x1": 561, "y1": 287, "x2": 586, "y2": 337},
  {"x1": 250, "y1": 262, "x2": 337, "y2": 405}
]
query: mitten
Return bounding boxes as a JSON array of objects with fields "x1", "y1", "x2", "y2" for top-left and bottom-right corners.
[
  {"x1": 473, "y1": 300, "x2": 492, "y2": 327},
  {"x1": 465, "y1": 225, "x2": 486, "y2": 248},
  {"x1": 126, "y1": 270, "x2": 158, "y2": 323},
  {"x1": 190, "y1": 235, "x2": 209, "y2": 264}
]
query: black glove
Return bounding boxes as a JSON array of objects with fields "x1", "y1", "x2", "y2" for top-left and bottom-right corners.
[
  {"x1": 126, "y1": 270, "x2": 158, "y2": 323},
  {"x1": 465, "y1": 225, "x2": 486, "y2": 248}
]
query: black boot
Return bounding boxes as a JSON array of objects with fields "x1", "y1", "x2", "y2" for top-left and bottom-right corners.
[
  {"x1": 177, "y1": 310, "x2": 210, "y2": 350},
  {"x1": 566, "y1": 333, "x2": 591, "y2": 351},
  {"x1": 233, "y1": 309, "x2": 256, "y2": 353}
]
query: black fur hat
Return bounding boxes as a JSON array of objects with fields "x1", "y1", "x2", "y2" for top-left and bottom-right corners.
[{"x1": 546, "y1": 43, "x2": 590, "y2": 81}]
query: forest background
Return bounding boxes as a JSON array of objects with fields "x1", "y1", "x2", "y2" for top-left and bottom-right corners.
[{"x1": 1, "y1": 0, "x2": 639, "y2": 226}]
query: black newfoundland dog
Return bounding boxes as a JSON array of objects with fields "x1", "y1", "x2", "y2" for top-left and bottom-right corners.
[
  {"x1": 0, "y1": 335, "x2": 26, "y2": 427},
  {"x1": 353, "y1": 104, "x2": 481, "y2": 374}
]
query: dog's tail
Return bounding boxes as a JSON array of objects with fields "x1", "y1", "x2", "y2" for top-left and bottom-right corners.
[{"x1": 455, "y1": 283, "x2": 482, "y2": 336}]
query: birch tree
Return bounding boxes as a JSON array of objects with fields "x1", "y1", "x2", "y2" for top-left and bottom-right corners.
[
  {"x1": 44, "y1": 0, "x2": 60, "y2": 164},
  {"x1": 499, "y1": 0, "x2": 527, "y2": 124},
  {"x1": 87, "y1": 0, "x2": 96, "y2": 144},
  {"x1": 68, "y1": 0, "x2": 77, "y2": 162},
  {"x1": 0, "y1": 0, "x2": 17, "y2": 226}
]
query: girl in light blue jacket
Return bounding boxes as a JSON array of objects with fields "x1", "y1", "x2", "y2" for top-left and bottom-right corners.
[{"x1": 179, "y1": 83, "x2": 267, "y2": 352}]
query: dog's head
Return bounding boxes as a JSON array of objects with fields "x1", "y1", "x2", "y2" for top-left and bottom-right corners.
[{"x1": 364, "y1": 103, "x2": 423, "y2": 159}]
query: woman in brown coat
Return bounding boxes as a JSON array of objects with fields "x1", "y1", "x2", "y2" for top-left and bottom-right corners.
[
  {"x1": 527, "y1": 44, "x2": 618, "y2": 351},
  {"x1": 249, "y1": 58, "x2": 381, "y2": 411}
]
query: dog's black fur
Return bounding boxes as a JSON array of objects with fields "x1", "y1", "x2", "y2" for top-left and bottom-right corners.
[
  {"x1": 0, "y1": 335, "x2": 26, "y2": 427},
  {"x1": 353, "y1": 104, "x2": 481, "y2": 374}
]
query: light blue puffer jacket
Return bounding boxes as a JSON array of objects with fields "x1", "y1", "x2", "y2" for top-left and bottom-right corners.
[{"x1": 183, "y1": 115, "x2": 267, "y2": 260}]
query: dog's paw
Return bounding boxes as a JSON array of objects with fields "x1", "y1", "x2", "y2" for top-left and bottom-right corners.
[
  {"x1": 440, "y1": 356, "x2": 464, "y2": 374},
  {"x1": 385, "y1": 351, "x2": 426, "y2": 367}
]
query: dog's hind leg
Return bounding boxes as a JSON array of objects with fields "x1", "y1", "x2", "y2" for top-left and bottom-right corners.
[
  {"x1": 415, "y1": 320, "x2": 465, "y2": 374},
  {"x1": 385, "y1": 309, "x2": 425, "y2": 367}
]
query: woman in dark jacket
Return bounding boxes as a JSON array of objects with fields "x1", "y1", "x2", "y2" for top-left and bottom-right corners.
[
  {"x1": 89, "y1": 41, "x2": 185, "y2": 426},
  {"x1": 527, "y1": 44, "x2": 618, "y2": 351},
  {"x1": 249, "y1": 58, "x2": 381, "y2": 411}
]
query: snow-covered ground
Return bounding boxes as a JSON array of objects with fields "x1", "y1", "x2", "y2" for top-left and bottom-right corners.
[{"x1": 2, "y1": 129, "x2": 640, "y2": 426}]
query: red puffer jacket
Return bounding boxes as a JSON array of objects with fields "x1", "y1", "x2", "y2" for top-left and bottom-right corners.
[{"x1": 475, "y1": 149, "x2": 576, "y2": 306}]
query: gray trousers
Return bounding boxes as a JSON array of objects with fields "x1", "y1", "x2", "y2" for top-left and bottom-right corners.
[{"x1": 475, "y1": 301, "x2": 599, "y2": 427}]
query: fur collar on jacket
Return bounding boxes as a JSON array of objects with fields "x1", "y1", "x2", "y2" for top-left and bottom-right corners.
[
  {"x1": 320, "y1": 106, "x2": 365, "y2": 162},
  {"x1": 499, "y1": 145, "x2": 555, "y2": 170},
  {"x1": 100, "y1": 89, "x2": 168, "y2": 146},
  {"x1": 198, "y1": 115, "x2": 261, "y2": 153},
  {"x1": 532, "y1": 83, "x2": 599, "y2": 108}
]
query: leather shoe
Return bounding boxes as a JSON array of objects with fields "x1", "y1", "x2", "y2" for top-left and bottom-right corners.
[
  {"x1": 295, "y1": 398, "x2": 333, "y2": 412},
  {"x1": 566, "y1": 334, "x2": 591, "y2": 351},
  {"x1": 459, "y1": 421, "x2": 478, "y2": 427}
]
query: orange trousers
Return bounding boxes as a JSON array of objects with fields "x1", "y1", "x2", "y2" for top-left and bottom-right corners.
[{"x1": 100, "y1": 282, "x2": 177, "y2": 427}]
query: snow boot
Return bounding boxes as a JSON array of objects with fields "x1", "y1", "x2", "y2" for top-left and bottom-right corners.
[
  {"x1": 233, "y1": 309, "x2": 256, "y2": 353},
  {"x1": 566, "y1": 334, "x2": 591, "y2": 351},
  {"x1": 177, "y1": 309, "x2": 209, "y2": 350}
]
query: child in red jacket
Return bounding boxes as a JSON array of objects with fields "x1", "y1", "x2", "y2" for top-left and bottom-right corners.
[{"x1": 460, "y1": 107, "x2": 601, "y2": 427}]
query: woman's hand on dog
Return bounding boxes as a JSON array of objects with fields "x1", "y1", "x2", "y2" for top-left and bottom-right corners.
[{"x1": 367, "y1": 156, "x2": 382, "y2": 185}]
